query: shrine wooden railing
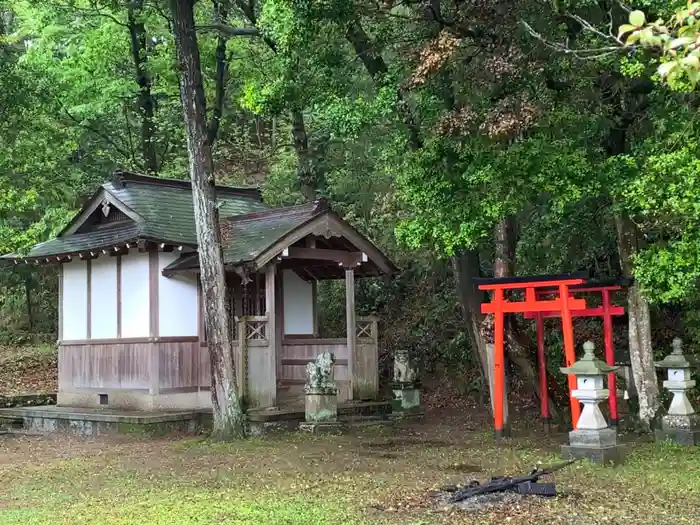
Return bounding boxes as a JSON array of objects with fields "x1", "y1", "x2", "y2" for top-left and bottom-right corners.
[
  {"x1": 356, "y1": 315, "x2": 379, "y2": 341},
  {"x1": 234, "y1": 315, "x2": 274, "y2": 407},
  {"x1": 353, "y1": 315, "x2": 379, "y2": 400}
]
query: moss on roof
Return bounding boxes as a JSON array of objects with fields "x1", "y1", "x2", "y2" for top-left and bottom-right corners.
[
  {"x1": 102, "y1": 176, "x2": 268, "y2": 246},
  {"x1": 219, "y1": 203, "x2": 318, "y2": 265},
  {"x1": 3, "y1": 173, "x2": 268, "y2": 259}
]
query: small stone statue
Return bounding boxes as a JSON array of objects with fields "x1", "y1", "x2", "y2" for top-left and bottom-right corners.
[
  {"x1": 305, "y1": 352, "x2": 337, "y2": 394},
  {"x1": 393, "y1": 349, "x2": 416, "y2": 384},
  {"x1": 391, "y1": 349, "x2": 422, "y2": 419}
]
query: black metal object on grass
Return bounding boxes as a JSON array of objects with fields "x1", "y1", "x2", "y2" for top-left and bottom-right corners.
[{"x1": 447, "y1": 459, "x2": 576, "y2": 503}]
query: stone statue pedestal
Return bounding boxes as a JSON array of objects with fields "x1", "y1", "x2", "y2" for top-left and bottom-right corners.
[
  {"x1": 562, "y1": 428, "x2": 624, "y2": 465},
  {"x1": 304, "y1": 388, "x2": 339, "y2": 423},
  {"x1": 655, "y1": 414, "x2": 700, "y2": 445}
]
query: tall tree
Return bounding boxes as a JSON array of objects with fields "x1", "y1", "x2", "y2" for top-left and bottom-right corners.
[{"x1": 169, "y1": 0, "x2": 244, "y2": 439}]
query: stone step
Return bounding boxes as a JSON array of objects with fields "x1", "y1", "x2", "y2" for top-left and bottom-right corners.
[{"x1": 0, "y1": 417, "x2": 24, "y2": 433}]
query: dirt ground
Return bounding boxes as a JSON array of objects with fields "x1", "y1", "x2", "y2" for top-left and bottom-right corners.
[
  {"x1": 1, "y1": 411, "x2": 698, "y2": 525},
  {"x1": 0, "y1": 345, "x2": 57, "y2": 396}
]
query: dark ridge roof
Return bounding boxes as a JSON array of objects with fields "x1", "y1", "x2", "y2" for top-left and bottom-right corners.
[
  {"x1": 2, "y1": 171, "x2": 270, "y2": 260},
  {"x1": 112, "y1": 171, "x2": 262, "y2": 200},
  {"x1": 219, "y1": 201, "x2": 322, "y2": 266},
  {"x1": 1, "y1": 222, "x2": 140, "y2": 260}
]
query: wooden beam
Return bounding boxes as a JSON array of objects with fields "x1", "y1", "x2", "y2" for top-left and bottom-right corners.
[
  {"x1": 149, "y1": 250, "x2": 159, "y2": 338},
  {"x1": 265, "y1": 263, "x2": 278, "y2": 406},
  {"x1": 282, "y1": 247, "x2": 363, "y2": 265},
  {"x1": 116, "y1": 255, "x2": 122, "y2": 338},
  {"x1": 312, "y1": 279, "x2": 318, "y2": 336},
  {"x1": 345, "y1": 267, "x2": 356, "y2": 401},
  {"x1": 58, "y1": 263, "x2": 64, "y2": 341}
]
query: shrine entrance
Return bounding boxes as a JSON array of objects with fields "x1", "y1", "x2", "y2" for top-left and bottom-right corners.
[{"x1": 475, "y1": 273, "x2": 628, "y2": 438}]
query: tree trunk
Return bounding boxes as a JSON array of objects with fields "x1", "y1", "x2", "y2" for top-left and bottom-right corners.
[
  {"x1": 207, "y1": 0, "x2": 228, "y2": 147},
  {"x1": 169, "y1": 0, "x2": 244, "y2": 439},
  {"x1": 291, "y1": 110, "x2": 317, "y2": 201},
  {"x1": 451, "y1": 249, "x2": 489, "y2": 388},
  {"x1": 127, "y1": 1, "x2": 158, "y2": 174},
  {"x1": 24, "y1": 277, "x2": 33, "y2": 333},
  {"x1": 615, "y1": 214, "x2": 660, "y2": 429},
  {"x1": 492, "y1": 216, "x2": 560, "y2": 421}
]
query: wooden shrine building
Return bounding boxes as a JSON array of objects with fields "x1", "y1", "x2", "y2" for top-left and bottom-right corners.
[{"x1": 1, "y1": 172, "x2": 398, "y2": 411}]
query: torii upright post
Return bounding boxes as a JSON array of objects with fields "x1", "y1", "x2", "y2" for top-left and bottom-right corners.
[
  {"x1": 559, "y1": 283, "x2": 581, "y2": 428},
  {"x1": 601, "y1": 288, "x2": 618, "y2": 426},
  {"x1": 487, "y1": 288, "x2": 506, "y2": 438}
]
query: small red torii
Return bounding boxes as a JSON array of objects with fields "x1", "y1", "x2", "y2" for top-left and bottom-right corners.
[{"x1": 475, "y1": 273, "x2": 627, "y2": 437}]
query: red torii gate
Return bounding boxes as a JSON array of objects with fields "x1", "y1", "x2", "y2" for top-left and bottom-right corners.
[
  {"x1": 524, "y1": 279, "x2": 626, "y2": 427},
  {"x1": 476, "y1": 274, "x2": 626, "y2": 437}
]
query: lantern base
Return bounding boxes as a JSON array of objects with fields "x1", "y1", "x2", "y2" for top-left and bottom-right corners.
[
  {"x1": 562, "y1": 428, "x2": 624, "y2": 465},
  {"x1": 561, "y1": 443, "x2": 624, "y2": 465},
  {"x1": 655, "y1": 414, "x2": 700, "y2": 445}
]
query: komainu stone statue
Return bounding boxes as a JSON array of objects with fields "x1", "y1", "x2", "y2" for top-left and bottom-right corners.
[
  {"x1": 393, "y1": 349, "x2": 416, "y2": 384},
  {"x1": 302, "y1": 351, "x2": 340, "y2": 431},
  {"x1": 390, "y1": 349, "x2": 422, "y2": 419},
  {"x1": 305, "y1": 351, "x2": 337, "y2": 395}
]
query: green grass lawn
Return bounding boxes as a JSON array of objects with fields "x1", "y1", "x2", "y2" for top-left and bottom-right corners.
[{"x1": 1, "y1": 418, "x2": 699, "y2": 525}]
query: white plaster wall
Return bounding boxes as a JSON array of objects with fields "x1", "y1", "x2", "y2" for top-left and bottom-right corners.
[
  {"x1": 62, "y1": 260, "x2": 88, "y2": 340},
  {"x1": 158, "y1": 251, "x2": 198, "y2": 337},
  {"x1": 90, "y1": 256, "x2": 118, "y2": 339},
  {"x1": 120, "y1": 250, "x2": 150, "y2": 338},
  {"x1": 283, "y1": 270, "x2": 314, "y2": 335}
]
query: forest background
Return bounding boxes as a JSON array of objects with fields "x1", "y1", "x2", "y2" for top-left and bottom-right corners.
[{"x1": 1, "y1": 0, "x2": 698, "y2": 424}]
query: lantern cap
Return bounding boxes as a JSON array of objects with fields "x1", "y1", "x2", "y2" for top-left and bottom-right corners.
[
  {"x1": 560, "y1": 341, "x2": 619, "y2": 375},
  {"x1": 655, "y1": 338, "x2": 695, "y2": 369}
]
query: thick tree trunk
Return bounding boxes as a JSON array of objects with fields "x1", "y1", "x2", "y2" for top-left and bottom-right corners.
[
  {"x1": 451, "y1": 249, "x2": 489, "y2": 387},
  {"x1": 615, "y1": 214, "x2": 661, "y2": 429},
  {"x1": 291, "y1": 110, "x2": 317, "y2": 201},
  {"x1": 170, "y1": 0, "x2": 244, "y2": 439},
  {"x1": 127, "y1": 1, "x2": 158, "y2": 174},
  {"x1": 492, "y1": 216, "x2": 560, "y2": 421},
  {"x1": 345, "y1": 20, "x2": 422, "y2": 149},
  {"x1": 207, "y1": 0, "x2": 228, "y2": 147},
  {"x1": 24, "y1": 277, "x2": 33, "y2": 333}
]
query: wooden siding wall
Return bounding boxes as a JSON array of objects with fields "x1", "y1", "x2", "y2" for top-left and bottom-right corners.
[
  {"x1": 59, "y1": 339, "x2": 208, "y2": 394},
  {"x1": 59, "y1": 342, "x2": 152, "y2": 390},
  {"x1": 157, "y1": 341, "x2": 205, "y2": 392},
  {"x1": 354, "y1": 340, "x2": 379, "y2": 400},
  {"x1": 280, "y1": 340, "x2": 350, "y2": 402}
]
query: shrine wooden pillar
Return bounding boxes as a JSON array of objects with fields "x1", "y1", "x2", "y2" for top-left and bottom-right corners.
[{"x1": 345, "y1": 266, "x2": 356, "y2": 401}]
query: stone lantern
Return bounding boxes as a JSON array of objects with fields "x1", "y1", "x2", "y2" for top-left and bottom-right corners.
[
  {"x1": 560, "y1": 341, "x2": 623, "y2": 465},
  {"x1": 654, "y1": 338, "x2": 699, "y2": 445}
]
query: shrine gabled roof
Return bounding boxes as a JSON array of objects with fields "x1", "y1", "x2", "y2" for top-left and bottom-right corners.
[
  {"x1": 163, "y1": 198, "x2": 399, "y2": 277},
  {"x1": 1, "y1": 172, "x2": 267, "y2": 261}
]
